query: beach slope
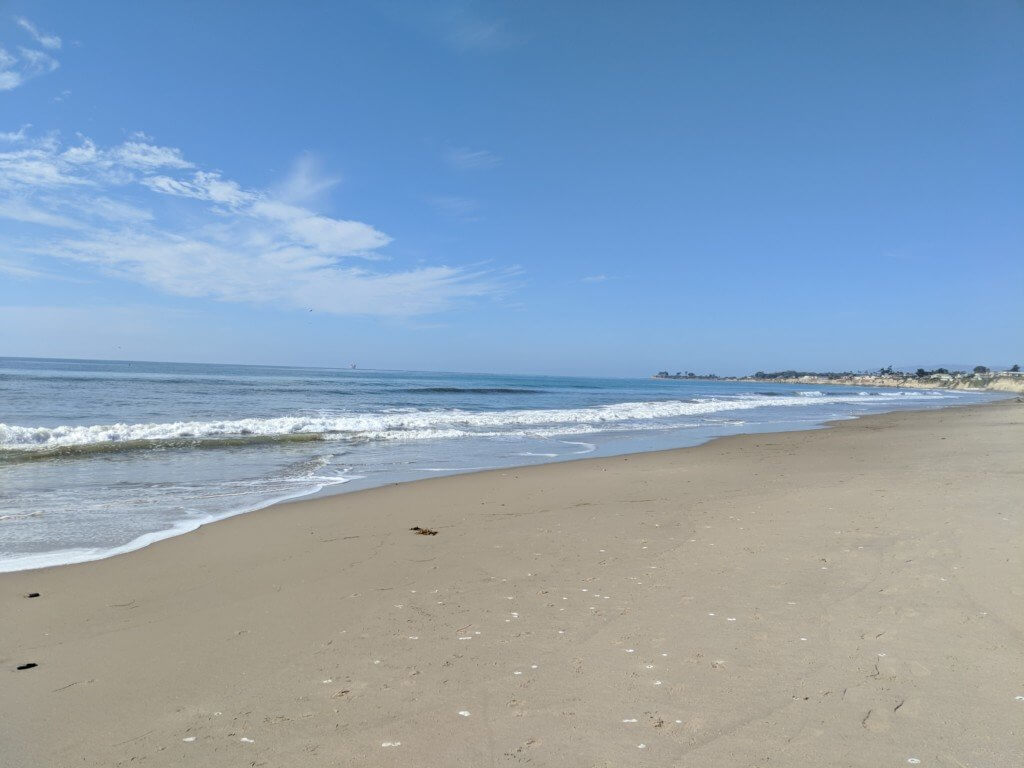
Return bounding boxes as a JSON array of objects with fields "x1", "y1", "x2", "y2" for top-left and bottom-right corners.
[{"x1": 2, "y1": 401, "x2": 1022, "y2": 767}]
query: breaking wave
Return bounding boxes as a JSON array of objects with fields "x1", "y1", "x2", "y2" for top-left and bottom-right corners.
[
  {"x1": 0, "y1": 390, "x2": 954, "y2": 459},
  {"x1": 400, "y1": 387, "x2": 545, "y2": 395}
]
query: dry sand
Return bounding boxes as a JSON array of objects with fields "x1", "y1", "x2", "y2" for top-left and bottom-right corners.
[{"x1": 2, "y1": 401, "x2": 1023, "y2": 767}]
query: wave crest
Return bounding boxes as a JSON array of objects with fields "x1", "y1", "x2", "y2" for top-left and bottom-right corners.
[
  {"x1": 0, "y1": 390, "x2": 953, "y2": 457},
  {"x1": 400, "y1": 387, "x2": 544, "y2": 395}
]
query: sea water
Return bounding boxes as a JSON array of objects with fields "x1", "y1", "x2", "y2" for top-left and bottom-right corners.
[{"x1": 0, "y1": 357, "x2": 1000, "y2": 572}]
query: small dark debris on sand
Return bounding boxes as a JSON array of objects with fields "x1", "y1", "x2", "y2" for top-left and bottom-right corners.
[
  {"x1": 17, "y1": 663, "x2": 38, "y2": 671},
  {"x1": 410, "y1": 526, "x2": 438, "y2": 536},
  {"x1": 24, "y1": 592, "x2": 40, "y2": 599}
]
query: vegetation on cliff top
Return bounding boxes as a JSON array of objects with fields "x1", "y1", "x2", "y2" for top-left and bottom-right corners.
[{"x1": 654, "y1": 364, "x2": 1021, "y2": 381}]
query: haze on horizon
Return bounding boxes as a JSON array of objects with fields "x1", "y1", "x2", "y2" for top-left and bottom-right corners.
[{"x1": 1, "y1": 1, "x2": 1021, "y2": 378}]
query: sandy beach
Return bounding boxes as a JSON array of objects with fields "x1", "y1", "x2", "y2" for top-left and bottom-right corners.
[{"x1": 2, "y1": 400, "x2": 1022, "y2": 767}]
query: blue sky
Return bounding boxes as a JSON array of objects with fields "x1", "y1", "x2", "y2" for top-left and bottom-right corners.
[{"x1": 1, "y1": 1, "x2": 1021, "y2": 376}]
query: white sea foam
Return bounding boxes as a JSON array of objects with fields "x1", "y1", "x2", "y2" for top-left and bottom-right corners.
[
  {"x1": 0, "y1": 475, "x2": 356, "y2": 573},
  {"x1": 560, "y1": 440, "x2": 597, "y2": 454},
  {"x1": 0, "y1": 391, "x2": 953, "y2": 453},
  {"x1": 412, "y1": 466, "x2": 495, "y2": 472}
]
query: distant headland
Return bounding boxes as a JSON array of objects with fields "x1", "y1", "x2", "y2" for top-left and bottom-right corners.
[{"x1": 653, "y1": 366, "x2": 1024, "y2": 394}]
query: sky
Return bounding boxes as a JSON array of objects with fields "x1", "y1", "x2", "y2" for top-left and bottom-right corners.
[{"x1": 1, "y1": 1, "x2": 1022, "y2": 377}]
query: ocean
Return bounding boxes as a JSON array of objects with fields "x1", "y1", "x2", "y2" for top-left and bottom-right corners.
[{"x1": 0, "y1": 357, "x2": 1000, "y2": 572}]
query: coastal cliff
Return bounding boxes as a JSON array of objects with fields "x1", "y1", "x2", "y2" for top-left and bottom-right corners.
[
  {"x1": 743, "y1": 372, "x2": 1024, "y2": 394},
  {"x1": 654, "y1": 370, "x2": 1024, "y2": 394}
]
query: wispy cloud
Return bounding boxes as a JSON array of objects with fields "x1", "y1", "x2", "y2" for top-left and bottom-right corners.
[
  {"x1": 1, "y1": 18, "x2": 61, "y2": 91},
  {"x1": 17, "y1": 46, "x2": 59, "y2": 75},
  {"x1": 581, "y1": 274, "x2": 609, "y2": 283},
  {"x1": 391, "y1": 2, "x2": 516, "y2": 53},
  {"x1": 444, "y1": 146, "x2": 501, "y2": 170},
  {"x1": 0, "y1": 47, "x2": 21, "y2": 90},
  {"x1": 115, "y1": 139, "x2": 192, "y2": 170},
  {"x1": 445, "y1": 13, "x2": 510, "y2": 52},
  {"x1": 430, "y1": 194, "x2": 480, "y2": 220},
  {"x1": 0, "y1": 197, "x2": 80, "y2": 228},
  {"x1": 141, "y1": 171, "x2": 251, "y2": 206},
  {"x1": 272, "y1": 152, "x2": 339, "y2": 204},
  {"x1": 15, "y1": 17, "x2": 61, "y2": 50},
  {"x1": 0, "y1": 123, "x2": 30, "y2": 142},
  {"x1": 0, "y1": 133, "x2": 503, "y2": 316},
  {"x1": 0, "y1": 255, "x2": 65, "y2": 279}
]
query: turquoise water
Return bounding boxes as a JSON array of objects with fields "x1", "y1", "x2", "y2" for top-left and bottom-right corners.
[{"x1": 0, "y1": 357, "x2": 999, "y2": 572}]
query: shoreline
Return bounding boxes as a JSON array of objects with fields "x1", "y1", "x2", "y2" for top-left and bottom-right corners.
[
  {"x1": 1, "y1": 394, "x2": 1001, "y2": 575},
  {"x1": 0, "y1": 473, "x2": 359, "y2": 575},
  {"x1": 3, "y1": 398, "x2": 1022, "y2": 766}
]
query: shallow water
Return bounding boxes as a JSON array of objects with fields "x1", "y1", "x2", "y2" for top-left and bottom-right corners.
[{"x1": 0, "y1": 357, "x2": 1000, "y2": 571}]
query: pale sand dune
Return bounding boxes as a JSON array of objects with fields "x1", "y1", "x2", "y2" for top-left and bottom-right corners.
[{"x1": 2, "y1": 401, "x2": 1023, "y2": 767}]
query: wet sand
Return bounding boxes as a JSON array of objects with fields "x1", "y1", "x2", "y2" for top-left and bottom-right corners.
[{"x1": 2, "y1": 400, "x2": 1023, "y2": 767}]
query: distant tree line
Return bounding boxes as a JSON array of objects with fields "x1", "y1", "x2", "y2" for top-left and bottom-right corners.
[
  {"x1": 750, "y1": 370, "x2": 857, "y2": 380},
  {"x1": 658, "y1": 364, "x2": 1019, "y2": 380},
  {"x1": 655, "y1": 371, "x2": 721, "y2": 379},
  {"x1": 915, "y1": 365, "x2": 1010, "y2": 376},
  {"x1": 748, "y1": 365, "x2": 1017, "y2": 380}
]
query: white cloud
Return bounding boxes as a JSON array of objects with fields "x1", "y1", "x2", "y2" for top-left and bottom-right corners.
[
  {"x1": 444, "y1": 146, "x2": 501, "y2": 170},
  {"x1": 142, "y1": 171, "x2": 252, "y2": 206},
  {"x1": 114, "y1": 141, "x2": 192, "y2": 170},
  {"x1": 0, "y1": 197, "x2": 79, "y2": 228},
  {"x1": 1, "y1": 19, "x2": 62, "y2": 91},
  {"x1": 0, "y1": 66, "x2": 21, "y2": 92},
  {"x1": 0, "y1": 257, "x2": 58, "y2": 279},
  {"x1": 273, "y1": 153, "x2": 339, "y2": 204},
  {"x1": 0, "y1": 124, "x2": 30, "y2": 142},
  {"x1": 0, "y1": 145, "x2": 90, "y2": 187},
  {"x1": 38, "y1": 229, "x2": 493, "y2": 315},
  {"x1": 0, "y1": 136, "x2": 200, "y2": 191},
  {"x1": 15, "y1": 17, "x2": 61, "y2": 50},
  {"x1": 582, "y1": 274, "x2": 609, "y2": 283},
  {"x1": 71, "y1": 195, "x2": 153, "y2": 223},
  {"x1": 17, "y1": 46, "x2": 59, "y2": 75},
  {"x1": 0, "y1": 73, "x2": 19, "y2": 90},
  {"x1": 59, "y1": 138, "x2": 95, "y2": 163},
  {"x1": 251, "y1": 200, "x2": 392, "y2": 256},
  {"x1": 1, "y1": 132, "x2": 502, "y2": 316}
]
